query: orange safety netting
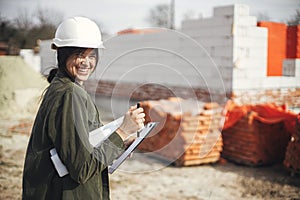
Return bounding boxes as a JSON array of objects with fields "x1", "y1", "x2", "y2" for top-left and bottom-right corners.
[{"x1": 222, "y1": 100, "x2": 297, "y2": 135}]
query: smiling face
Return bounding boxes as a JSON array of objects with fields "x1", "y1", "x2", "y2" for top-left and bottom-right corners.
[{"x1": 66, "y1": 48, "x2": 98, "y2": 84}]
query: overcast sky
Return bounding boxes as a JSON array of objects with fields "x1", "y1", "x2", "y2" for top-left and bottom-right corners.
[{"x1": 0, "y1": 0, "x2": 299, "y2": 34}]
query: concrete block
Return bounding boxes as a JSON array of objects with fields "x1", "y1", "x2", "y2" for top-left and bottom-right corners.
[
  {"x1": 282, "y1": 59, "x2": 300, "y2": 77},
  {"x1": 194, "y1": 36, "x2": 233, "y2": 47},
  {"x1": 211, "y1": 57, "x2": 234, "y2": 67},
  {"x1": 233, "y1": 46, "x2": 267, "y2": 61},
  {"x1": 184, "y1": 25, "x2": 268, "y2": 39},
  {"x1": 232, "y1": 77, "x2": 264, "y2": 90},
  {"x1": 234, "y1": 36, "x2": 268, "y2": 48},
  {"x1": 213, "y1": 4, "x2": 250, "y2": 17},
  {"x1": 262, "y1": 77, "x2": 299, "y2": 88},
  {"x1": 218, "y1": 66, "x2": 233, "y2": 79},
  {"x1": 233, "y1": 26, "x2": 268, "y2": 38},
  {"x1": 182, "y1": 15, "x2": 257, "y2": 30},
  {"x1": 232, "y1": 15, "x2": 257, "y2": 27},
  {"x1": 233, "y1": 57, "x2": 267, "y2": 70},
  {"x1": 233, "y1": 67, "x2": 267, "y2": 79},
  {"x1": 183, "y1": 26, "x2": 233, "y2": 37},
  {"x1": 210, "y1": 46, "x2": 233, "y2": 57}
]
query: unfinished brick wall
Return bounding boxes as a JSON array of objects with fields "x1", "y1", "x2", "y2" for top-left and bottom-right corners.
[
  {"x1": 86, "y1": 80, "x2": 300, "y2": 109},
  {"x1": 85, "y1": 80, "x2": 228, "y2": 104},
  {"x1": 231, "y1": 88, "x2": 300, "y2": 108}
]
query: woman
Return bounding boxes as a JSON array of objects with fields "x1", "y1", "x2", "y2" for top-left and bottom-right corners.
[{"x1": 22, "y1": 17, "x2": 145, "y2": 199}]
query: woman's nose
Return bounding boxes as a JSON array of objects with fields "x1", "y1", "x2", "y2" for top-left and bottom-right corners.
[{"x1": 79, "y1": 57, "x2": 91, "y2": 68}]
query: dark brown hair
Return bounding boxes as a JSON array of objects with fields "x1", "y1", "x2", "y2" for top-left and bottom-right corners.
[{"x1": 47, "y1": 47, "x2": 98, "y2": 83}]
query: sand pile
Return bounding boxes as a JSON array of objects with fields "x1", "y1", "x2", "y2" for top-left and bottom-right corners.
[{"x1": 0, "y1": 56, "x2": 48, "y2": 118}]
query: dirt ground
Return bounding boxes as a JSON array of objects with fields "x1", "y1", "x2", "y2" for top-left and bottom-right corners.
[{"x1": 0, "y1": 114, "x2": 300, "y2": 200}]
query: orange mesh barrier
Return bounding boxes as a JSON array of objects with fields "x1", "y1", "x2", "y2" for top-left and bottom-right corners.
[
  {"x1": 222, "y1": 101, "x2": 297, "y2": 166},
  {"x1": 223, "y1": 101, "x2": 297, "y2": 135}
]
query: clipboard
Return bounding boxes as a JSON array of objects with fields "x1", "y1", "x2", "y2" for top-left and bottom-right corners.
[{"x1": 108, "y1": 122, "x2": 158, "y2": 174}]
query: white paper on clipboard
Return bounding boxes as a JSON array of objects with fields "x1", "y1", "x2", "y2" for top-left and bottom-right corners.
[
  {"x1": 108, "y1": 122, "x2": 158, "y2": 174},
  {"x1": 89, "y1": 116, "x2": 124, "y2": 147},
  {"x1": 50, "y1": 116, "x2": 124, "y2": 177}
]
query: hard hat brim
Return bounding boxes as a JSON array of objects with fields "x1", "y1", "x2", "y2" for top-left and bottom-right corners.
[{"x1": 51, "y1": 40, "x2": 105, "y2": 50}]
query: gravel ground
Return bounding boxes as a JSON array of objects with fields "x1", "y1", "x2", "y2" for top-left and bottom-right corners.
[{"x1": 110, "y1": 152, "x2": 300, "y2": 200}]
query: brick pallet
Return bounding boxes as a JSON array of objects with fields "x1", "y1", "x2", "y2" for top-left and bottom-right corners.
[
  {"x1": 284, "y1": 114, "x2": 300, "y2": 174},
  {"x1": 222, "y1": 103, "x2": 295, "y2": 166},
  {"x1": 284, "y1": 138, "x2": 300, "y2": 175},
  {"x1": 138, "y1": 98, "x2": 223, "y2": 166}
]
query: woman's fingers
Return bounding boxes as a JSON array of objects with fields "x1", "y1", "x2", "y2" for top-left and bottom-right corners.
[
  {"x1": 129, "y1": 104, "x2": 138, "y2": 111},
  {"x1": 131, "y1": 107, "x2": 144, "y2": 115},
  {"x1": 131, "y1": 109, "x2": 144, "y2": 121},
  {"x1": 136, "y1": 112, "x2": 145, "y2": 119},
  {"x1": 119, "y1": 105, "x2": 145, "y2": 137}
]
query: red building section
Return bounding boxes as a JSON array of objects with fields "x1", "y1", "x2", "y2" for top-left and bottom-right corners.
[
  {"x1": 258, "y1": 21, "x2": 287, "y2": 76},
  {"x1": 286, "y1": 25, "x2": 300, "y2": 59}
]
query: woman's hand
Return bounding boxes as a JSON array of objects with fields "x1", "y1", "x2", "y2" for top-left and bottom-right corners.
[{"x1": 117, "y1": 104, "x2": 145, "y2": 145}]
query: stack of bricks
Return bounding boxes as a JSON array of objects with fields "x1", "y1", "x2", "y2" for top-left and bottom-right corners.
[
  {"x1": 138, "y1": 97, "x2": 223, "y2": 166},
  {"x1": 222, "y1": 103, "x2": 293, "y2": 166},
  {"x1": 284, "y1": 114, "x2": 300, "y2": 174}
]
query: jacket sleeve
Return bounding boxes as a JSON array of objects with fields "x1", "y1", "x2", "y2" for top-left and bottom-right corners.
[{"x1": 48, "y1": 86, "x2": 125, "y2": 184}]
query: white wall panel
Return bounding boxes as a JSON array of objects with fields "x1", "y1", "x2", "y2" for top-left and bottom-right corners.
[
  {"x1": 182, "y1": 16, "x2": 257, "y2": 30},
  {"x1": 233, "y1": 26, "x2": 268, "y2": 38},
  {"x1": 213, "y1": 4, "x2": 250, "y2": 17}
]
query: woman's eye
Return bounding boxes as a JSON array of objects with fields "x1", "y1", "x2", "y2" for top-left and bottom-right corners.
[{"x1": 88, "y1": 56, "x2": 97, "y2": 61}]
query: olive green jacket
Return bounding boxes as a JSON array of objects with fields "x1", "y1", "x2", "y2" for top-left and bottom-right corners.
[{"x1": 22, "y1": 73, "x2": 125, "y2": 200}]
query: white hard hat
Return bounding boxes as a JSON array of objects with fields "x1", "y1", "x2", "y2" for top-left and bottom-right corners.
[{"x1": 52, "y1": 16, "x2": 105, "y2": 49}]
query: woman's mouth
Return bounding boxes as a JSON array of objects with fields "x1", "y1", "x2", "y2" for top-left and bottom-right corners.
[
  {"x1": 76, "y1": 67, "x2": 90, "y2": 75},
  {"x1": 78, "y1": 68, "x2": 88, "y2": 73}
]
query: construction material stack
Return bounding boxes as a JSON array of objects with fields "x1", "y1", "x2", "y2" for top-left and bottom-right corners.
[
  {"x1": 138, "y1": 98, "x2": 224, "y2": 166},
  {"x1": 222, "y1": 102, "x2": 296, "y2": 166},
  {"x1": 182, "y1": 4, "x2": 268, "y2": 91},
  {"x1": 284, "y1": 114, "x2": 300, "y2": 174}
]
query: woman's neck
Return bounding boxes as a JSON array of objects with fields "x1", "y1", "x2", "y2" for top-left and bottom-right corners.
[{"x1": 75, "y1": 78, "x2": 84, "y2": 85}]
